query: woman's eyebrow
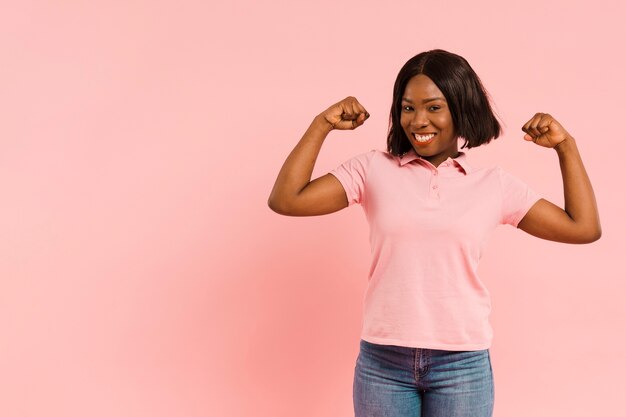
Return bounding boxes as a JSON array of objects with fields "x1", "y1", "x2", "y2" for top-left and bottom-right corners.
[{"x1": 402, "y1": 97, "x2": 445, "y2": 103}]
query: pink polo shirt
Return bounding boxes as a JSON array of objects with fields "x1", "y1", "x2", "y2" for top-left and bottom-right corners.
[{"x1": 329, "y1": 148, "x2": 541, "y2": 351}]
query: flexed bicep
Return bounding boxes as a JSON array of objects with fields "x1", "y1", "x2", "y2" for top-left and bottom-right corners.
[
  {"x1": 271, "y1": 173, "x2": 348, "y2": 216},
  {"x1": 517, "y1": 198, "x2": 600, "y2": 244}
]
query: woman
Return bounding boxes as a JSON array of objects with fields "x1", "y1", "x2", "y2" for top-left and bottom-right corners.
[{"x1": 268, "y1": 49, "x2": 601, "y2": 417}]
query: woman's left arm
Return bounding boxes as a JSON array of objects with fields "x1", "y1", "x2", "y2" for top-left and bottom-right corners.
[{"x1": 516, "y1": 113, "x2": 602, "y2": 244}]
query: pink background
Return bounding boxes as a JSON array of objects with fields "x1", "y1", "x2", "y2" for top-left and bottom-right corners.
[{"x1": 1, "y1": 1, "x2": 624, "y2": 416}]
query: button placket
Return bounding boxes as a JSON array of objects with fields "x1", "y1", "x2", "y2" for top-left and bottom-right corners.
[{"x1": 429, "y1": 169, "x2": 440, "y2": 199}]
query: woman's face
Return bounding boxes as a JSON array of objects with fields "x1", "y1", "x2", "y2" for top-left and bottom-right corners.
[{"x1": 400, "y1": 74, "x2": 458, "y2": 167}]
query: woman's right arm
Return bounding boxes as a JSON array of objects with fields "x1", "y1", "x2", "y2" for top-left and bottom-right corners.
[{"x1": 267, "y1": 97, "x2": 370, "y2": 216}]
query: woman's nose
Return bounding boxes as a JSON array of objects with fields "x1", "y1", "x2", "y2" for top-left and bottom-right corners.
[{"x1": 411, "y1": 111, "x2": 430, "y2": 127}]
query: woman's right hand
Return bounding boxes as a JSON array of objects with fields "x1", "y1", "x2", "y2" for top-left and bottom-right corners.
[
  {"x1": 268, "y1": 96, "x2": 370, "y2": 216},
  {"x1": 320, "y1": 96, "x2": 370, "y2": 131}
]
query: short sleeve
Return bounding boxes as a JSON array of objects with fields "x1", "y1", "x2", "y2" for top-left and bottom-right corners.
[
  {"x1": 328, "y1": 150, "x2": 376, "y2": 206},
  {"x1": 497, "y1": 167, "x2": 542, "y2": 227}
]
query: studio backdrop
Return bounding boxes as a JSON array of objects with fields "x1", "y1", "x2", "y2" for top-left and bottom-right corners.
[{"x1": 1, "y1": 1, "x2": 624, "y2": 417}]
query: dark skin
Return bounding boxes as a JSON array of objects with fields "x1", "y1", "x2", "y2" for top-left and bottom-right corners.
[
  {"x1": 268, "y1": 90, "x2": 601, "y2": 244},
  {"x1": 517, "y1": 113, "x2": 601, "y2": 243},
  {"x1": 400, "y1": 74, "x2": 458, "y2": 168}
]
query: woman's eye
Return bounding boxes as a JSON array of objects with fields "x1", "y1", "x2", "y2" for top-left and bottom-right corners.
[
  {"x1": 402, "y1": 106, "x2": 412, "y2": 111},
  {"x1": 429, "y1": 106, "x2": 440, "y2": 111}
]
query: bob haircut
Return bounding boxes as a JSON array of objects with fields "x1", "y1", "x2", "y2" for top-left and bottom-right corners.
[{"x1": 387, "y1": 49, "x2": 502, "y2": 156}]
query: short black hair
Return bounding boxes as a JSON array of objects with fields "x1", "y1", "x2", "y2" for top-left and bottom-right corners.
[{"x1": 387, "y1": 49, "x2": 502, "y2": 156}]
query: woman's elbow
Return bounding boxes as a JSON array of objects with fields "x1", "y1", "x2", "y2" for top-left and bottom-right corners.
[
  {"x1": 267, "y1": 196, "x2": 292, "y2": 216},
  {"x1": 577, "y1": 226, "x2": 602, "y2": 244},
  {"x1": 267, "y1": 197, "x2": 283, "y2": 214},
  {"x1": 586, "y1": 227, "x2": 602, "y2": 243}
]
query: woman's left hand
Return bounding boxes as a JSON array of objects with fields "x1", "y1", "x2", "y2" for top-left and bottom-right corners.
[{"x1": 522, "y1": 113, "x2": 571, "y2": 148}]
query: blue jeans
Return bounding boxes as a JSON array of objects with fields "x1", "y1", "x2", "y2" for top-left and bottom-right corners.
[{"x1": 353, "y1": 339, "x2": 494, "y2": 417}]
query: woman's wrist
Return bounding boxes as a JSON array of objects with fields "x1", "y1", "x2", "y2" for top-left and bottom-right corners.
[
  {"x1": 554, "y1": 135, "x2": 576, "y2": 155},
  {"x1": 313, "y1": 114, "x2": 335, "y2": 134}
]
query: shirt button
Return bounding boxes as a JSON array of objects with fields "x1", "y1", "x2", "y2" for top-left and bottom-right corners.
[
  {"x1": 434, "y1": 171, "x2": 438, "y2": 176},
  {"x1": 432, "y1": 185, "x2": 438, "y2": 189}
]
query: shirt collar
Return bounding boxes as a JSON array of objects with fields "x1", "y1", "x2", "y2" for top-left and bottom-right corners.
[{"x1": 398, "y1": 148, "x2": 473, "y2": 174}]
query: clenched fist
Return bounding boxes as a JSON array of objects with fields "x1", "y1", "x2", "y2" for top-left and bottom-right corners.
[
  {"x1": 522, "y1": 113, "x2": 571, "y2": 149},
  {"x1": 320, "y1": 96, "x2": 370, "y2": 131}
]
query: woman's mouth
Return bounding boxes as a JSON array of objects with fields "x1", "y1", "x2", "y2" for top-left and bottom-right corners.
[{"x1": 412, "y1": 132, "x2": 436, "y2": 145}]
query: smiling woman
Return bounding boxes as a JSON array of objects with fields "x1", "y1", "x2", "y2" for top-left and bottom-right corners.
[
  {"x1": 400, "y1": 75, "x2": 457, "y2": 167},
  {"x1": 388, "y1": 49, "x2": 502, "y2": 159},
  {"x1": 267, "y1": 49, "x2": 601, "y2": 417}
]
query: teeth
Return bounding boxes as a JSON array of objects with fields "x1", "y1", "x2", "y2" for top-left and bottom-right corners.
[{"x1": 414, "y1": 133, "x2": 435, "y2": 142}]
